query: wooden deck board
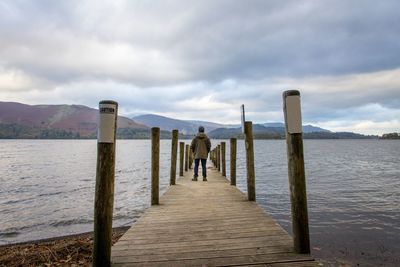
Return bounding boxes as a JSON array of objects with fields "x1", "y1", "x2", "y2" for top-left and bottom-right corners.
[{"x1": 111, "y1": 166, "x2": 319, "y2": 267}]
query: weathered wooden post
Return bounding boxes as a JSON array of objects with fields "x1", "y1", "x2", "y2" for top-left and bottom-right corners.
[
  {"x1": 230, "y1": 138, "x2": 237, "y2": 186},
  {"x1": 189, "y1": 149, "x2": 193, "y2": 169},
  {"x1": 214, "y1": 148, "x2": 217, "y2": 167},
  {"x1": 212, "y1": 148, "x2": 217, "y2": 167},
  {"x1": 244, "y1": 121, "x2": 256, "y2": 201},
  {"x1": 221, "y1": 142, "x2": 226, "y2": 177},
  {"x1": 170, "y1": 130, "x2": 178, "y2": 185},
  {"x1": 214, "y1": 146, "x2": 217, "y2": 169},
  {"x1": 185, "y1": 144, "x2": 189, "y2": 172},
  {"x1": 283, "y1": 90, "x2": 310, "y2": 254},
  {"x1": 211, "y1": 148, "x2": 215, "y2": 166},
  {"x1": 217, "y1": 144, "x2": 221, "y2": 172},
  {"x1": 93, "y1": 100, "x2": 118, "y2": 267},
  {"x1": 151, "y1": 127, "x2": 160, "y2": 205},
  {"x1": 213, "y1": 148, "x2": 216, "y2": 167},
  {"x1": 179, "y1": 142, "x2": 184, "y2": 176}
]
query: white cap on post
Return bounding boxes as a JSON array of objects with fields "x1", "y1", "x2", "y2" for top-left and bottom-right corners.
[
  {"x1": 283, "y1": 90, "x2": 302, "y2": 134},
  {"x1": 98, "y1": 100, "x2": 118, "y2": 143}
]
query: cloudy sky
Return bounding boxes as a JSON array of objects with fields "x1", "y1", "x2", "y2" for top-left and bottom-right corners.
[{"x1": 1, "y1": 0, "x2": 399, "y2": 135}]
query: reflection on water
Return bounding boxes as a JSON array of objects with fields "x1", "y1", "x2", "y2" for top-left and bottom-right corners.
[{"x1": 0, "y1": 139, "x2": 399, "y2": 266}]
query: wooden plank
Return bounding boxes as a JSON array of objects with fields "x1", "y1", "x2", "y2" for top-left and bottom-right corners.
[
  {"x1": 112, "y1": 246, "x2": 293, "y2": 260},
  {"x1": 126, "y1": 217, "x2": 279, "y2": 228},
  {"x1": 111, "y1": 167, "x2": 318, "y2": 266},
  {"x1": 112, "y1": 253, "x2": 316, "y2": 267},
  {"x1": 112, "y1": 239, "x2": 292, "y2": 255},
  {"x1": 236, "y1": 263, "x2": 319, "y2": 267},
  {"x1": 114, "y1": 235, "x2": 290, "y2": 249},
  {"x1": 122, "y1": 223, "x2": 283, "y2": 235},
  {"x1": 112, "y1": 246, "x2": 293, "y2": 258},
  {"x1": 119, "y1": 229, "x2": 288, "y2": 241}
]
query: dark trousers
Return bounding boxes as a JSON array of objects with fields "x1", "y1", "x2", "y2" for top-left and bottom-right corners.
[{"x1": 194, "y1": 158, "x2": 207, "y2": 178}]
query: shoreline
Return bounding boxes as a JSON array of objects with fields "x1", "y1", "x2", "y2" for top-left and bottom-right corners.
[{"x1": 0, "y1": 226, "x2": 129, "y2": 266}]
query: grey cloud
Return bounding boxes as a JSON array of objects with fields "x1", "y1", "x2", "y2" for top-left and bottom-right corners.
[
  {"x1": 1, "y1": 0, "x2": 400, "y2": 86},
  {"x1": 169, "y1": 1, "x2": 400, "y2": 81}
]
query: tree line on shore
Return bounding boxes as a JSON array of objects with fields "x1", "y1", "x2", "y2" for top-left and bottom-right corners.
[
  {"x1": 380, "y1": 132, "x2": 400, "y2": 139},
  {"x1": 0, "y1": 123, "x2": 388, "y2": 140}
]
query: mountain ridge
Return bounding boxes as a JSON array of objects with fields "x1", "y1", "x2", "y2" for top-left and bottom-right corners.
[
  {"x1": 0, "y1": 102, "x2": 378, "y2": 139},
  {"x1": 0, "y1": 101, "x2": 148, "y2": 138},
  {"x1": 207, "y1": 125, "x2": 377, "y2": 139},
  {"x1": 132, "y1": 114, "x2": 330, "y2": 135}
]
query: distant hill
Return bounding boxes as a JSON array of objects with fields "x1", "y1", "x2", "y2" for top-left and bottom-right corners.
[
  {"x1": 303, "y1": 131, "x2": 377, "y2": 139},
  {"x1": 132, "y1": 114, "x2": 230, "y2": 135},
  {"x1": 0, "y1": 102, "x2": 149, "y2": 139},
  {"x1": 133, "y1": 114, "x2": 331, "y2": 135},
  {"x1": 208, "y1": 125, "x2": 377, "y2": 139},
  {"x1": 262, "y1": 122, "x2": 330, "y2": 133},
  {"x1": 262, "y1": 122, "x2": 284, "y2": 128},
  {"x1": 1, "y1": 103, "x2": 376, "y2": 139},
  {"x1": 133, "y1": 114, "x2": 197, "y2": 135},
  {"x1": 208, "y1": 124, "x2": 283, "y2": 139},
  {"x1": 303, "y1": 125, "x2": 330, "y2": 133},
  {"x1": 186, "y1": 120, "x2": 236, "y2": 131}
]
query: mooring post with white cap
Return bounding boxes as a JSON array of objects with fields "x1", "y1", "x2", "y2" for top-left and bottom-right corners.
[
  {"x1": 151, "y1": 127, "x2": 160, "y2": 205},
  {"x1": 93, "y1": 100, "x2": 118, "y2": 267},
  {"x1": 283, "y1": 90, "x2": 310, "y2": 254}
]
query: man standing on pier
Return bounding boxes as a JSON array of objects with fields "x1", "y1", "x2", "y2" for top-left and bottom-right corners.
[{"x1": 190, "y1": 126, "x2": 211, "y2": 181}]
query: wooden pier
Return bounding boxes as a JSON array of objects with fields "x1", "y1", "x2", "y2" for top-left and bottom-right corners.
[
  {"x1": 110, "y1": 167, "x2": 318, "y2": 266},
  {"x1": 94, "y1": 92, "x2": 316, "y2": 266}
]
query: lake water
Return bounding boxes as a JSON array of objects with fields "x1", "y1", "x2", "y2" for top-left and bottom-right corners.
[{"x1": 0, "y1": 139, "x2": 399, "y2": 266}]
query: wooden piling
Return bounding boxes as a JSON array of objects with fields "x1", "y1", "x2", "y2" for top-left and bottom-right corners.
[
  {"x1": 93, "y1": 100, "x2": 118, "y2": 267},
  {"x1": 170, "y1": 130, "x2": 178, "y2": 185},
  {"x1": 217, "y1": 144, "x2": 221, "y2": 172},
  {"x1": 230, "y1": 138, "x2": 237, "y2": 186},
  {"x1": 244, "y1": 121, "x2": 256, "y2": 201},
  {"x1": 215, "y1": 147, "x2": 217, "y2": 169},
  {"x1": 185, "y1": 144, "x2": 189, "y2": 172},
  {"x1": 179, "y1": 142, "x2": 184, "y2": 176},
  {"x1": 283, "y1": 90, "x2": 310, "y2": 254},
  {"x1": 151, "y1": 127, "x2": 160, "y2": 205},
  {"x1": 214, "y1": 148, "x2": 217, "y2": 167},
  {"x1": 211, "y1": 148, "x2": 216, "y2": 167},
  {"x1": 221, "y1": 142, "x2": 226, "y2": 177},
  {"x1": 212, "y1": 148, "x2": 217, "y2": 167},
  {"x1": 213, "y1": 148, "x2": 216, "y2": 167},
  {"x1": 189, "y1": 149, "x2": 193, "y2": 169}
]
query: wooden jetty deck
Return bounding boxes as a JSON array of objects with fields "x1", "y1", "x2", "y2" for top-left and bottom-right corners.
[{"x1": 110, "y1": 166, "x2": 319, "y2": 267}]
